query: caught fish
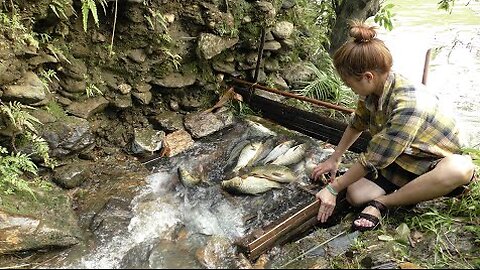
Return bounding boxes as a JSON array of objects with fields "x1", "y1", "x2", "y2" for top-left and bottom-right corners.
[
  {"x1": 178, "y1": 166, "x2": 202, "y2": 187},
  {"x1": 249, "y1": 164, "x2": 298, "y2": 183},
  {"x1": 260, "y1": 139, "x2": 296, "y2": 164},
  {"x1": 271, "y1": 143, "x2": 308, "y2": 166},
  {"x1": 232, "y1": 141, "x2": 264, "y2": 172},
  {"x1": 246, "y1": 120, "x2": 277, "y2": 136},
  {"x1": 221, "y1": 175, "x2": 282, "y2": 195}
]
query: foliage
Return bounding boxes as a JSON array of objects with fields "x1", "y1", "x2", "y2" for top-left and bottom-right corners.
[
  {"x1": 0, "y1": 146, "x2": 37, "y2": 197},
  {"x1": 161, "y1": 48, "x2": 182, "y2": 71},
  {"x1": 0, "y1": 101, "x2": 41, "y2": 136},
  {"x1": 373, "y1": 2, "x2": 395, "y2": 31},
  {"x1": 39, "y1": 69, "x2": 60, "y2": 92},
  {"x1": 437, "y1": 0, "x2": 456, "y2": 13},
  {"x1": 81, "y1": 0, "x2": 107, "y2": 32},
  {"x1": 0, "y1": 102, "x2": 55, "y2": 198},
  {"x1": 49, "y1": 0, "x2": 75, "y2": 20},
  {"x1": 282, "y1": 0, "x2": 334, "y2": 63},
  {"x1": 85, "y1": 82, "x2": 103, "y2": 97}
]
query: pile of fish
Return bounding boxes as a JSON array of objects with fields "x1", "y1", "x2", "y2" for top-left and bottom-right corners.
[
  {"x1": 175, "y1": 120, "x2": 325, "y2": 196},
  {"x1": 220, "y1": 138, "x2": 310, "y2": 195}
]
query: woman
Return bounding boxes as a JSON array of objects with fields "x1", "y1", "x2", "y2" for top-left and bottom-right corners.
[{"x1": 311, "y1": 20, "x2": 475, "y2": 231}]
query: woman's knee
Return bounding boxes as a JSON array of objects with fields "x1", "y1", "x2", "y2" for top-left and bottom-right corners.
[
  {"x1": 346, "y1": 186, "x2": 363, "y2": 207},
  {"x1": 437, "y1": 155, "x2": 475, "y2": 186}
]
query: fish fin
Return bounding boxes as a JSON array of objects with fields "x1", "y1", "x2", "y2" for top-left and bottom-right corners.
[{"x1": 272, "y1": 172, "x2": 283, "y2": 177}]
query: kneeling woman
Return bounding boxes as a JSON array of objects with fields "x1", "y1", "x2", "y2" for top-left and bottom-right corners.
[{"x1": 311, "y1": 20, "x2": 475, "y2": 231}]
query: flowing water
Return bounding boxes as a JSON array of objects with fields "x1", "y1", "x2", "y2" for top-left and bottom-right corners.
[
  {"x1": 372, "y1": 0, "x2": 480, "y2": 147},
  {"x1": 51, "y1": 118, "x2": 337, "y2": 269}
]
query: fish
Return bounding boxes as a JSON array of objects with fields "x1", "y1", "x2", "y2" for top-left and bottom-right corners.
[
  {"x1": 221, "y1": 175, "x2": 282, "y2": 195},
  {"x1": 260, "y1": 139, "x2": 296, "y2": 164},
  {"x1": 249, "y1": 164, "x2": 298, "y2": 183},
  {"x1": 178, "y1": 166, "x2": 202, "y2": 187},
  {"x1": 271, "y1": 143, "x2": 308, "y2": 166},
  {"x1": 232, "y1": 141, "x2": 265, "y2": 172}
]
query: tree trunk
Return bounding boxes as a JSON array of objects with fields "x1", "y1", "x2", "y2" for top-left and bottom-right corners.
[{"x1": 328, "y1": 0, "x2": 381, "y2": 55}]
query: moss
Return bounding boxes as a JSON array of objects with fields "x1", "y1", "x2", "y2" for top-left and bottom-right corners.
[
  {"x1": 0, "y1": 179, "x2": 68, "y2": 217},
  {"x1": 44, "y1": 100, "x2": 67, "y2": 119}
]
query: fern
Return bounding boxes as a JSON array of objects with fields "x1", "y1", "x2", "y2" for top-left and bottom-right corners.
[
  {"x1": 0, "y1": 101, "x2": 42, "y2": 134},
  {"x1": 81, "y1": 0, "x2": 99, "y2": 32},
  {"x1": 0, "y1": 146, "x2": 37, "y2": 198}
]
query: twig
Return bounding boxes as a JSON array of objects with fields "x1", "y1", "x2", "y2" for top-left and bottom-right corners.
[
  {"x1": 280, "y1": 230, "x2": 347, "y2": 268},
  {"x1": 109, "y1": 0, "x2": 118, "y2": 56},
  {"x1": 444, "y1": 232, "x2": 473, "y2": 268},
  {"x1": 0, "y1": 263, "x2": 31, "y2": 269}
]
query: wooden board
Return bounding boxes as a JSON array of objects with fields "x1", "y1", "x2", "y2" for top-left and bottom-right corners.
[{"x1": 232, "y1": 86, "x2": 372, "y2": 153}]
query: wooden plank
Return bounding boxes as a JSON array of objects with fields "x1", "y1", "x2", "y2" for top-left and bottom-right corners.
[
  {"x1": 233, "y1": 86, "x2": 371, "y2": 153},
  {"x1": 235, "y1": 188, "x2": 351, "y2": 260}
]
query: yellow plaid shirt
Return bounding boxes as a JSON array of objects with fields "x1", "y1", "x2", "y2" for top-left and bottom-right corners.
[{"x1": 349, "y1": 72, "x2": 462, "y2": 181}]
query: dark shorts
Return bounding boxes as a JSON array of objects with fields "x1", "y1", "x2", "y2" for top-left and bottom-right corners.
[
  {"x1": 365, "y1": 162, "x2": 417, "y2": 194},
  {"x1": 366, "y1": 160, "x2": 476, "y2": 196}
]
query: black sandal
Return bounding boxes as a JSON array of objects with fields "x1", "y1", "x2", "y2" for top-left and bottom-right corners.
[{"x1": 351, "y1": 200, "x2": 388, "y2": 232}]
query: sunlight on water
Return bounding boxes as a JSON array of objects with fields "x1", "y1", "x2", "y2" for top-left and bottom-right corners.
[{"x1": 370, "y1": 0, "x2": 480, "y2": 146}]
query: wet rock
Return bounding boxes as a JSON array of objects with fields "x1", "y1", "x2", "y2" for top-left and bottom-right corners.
[
  {"x1": 272, "y1": 21, "x2": 294, "y2": 40},
  {"x1": 118, "y1": 83, "x2": 132, "y2": 95},
  {"x1": 252, "y1": 1, "x2": 276, "y2": 27},
  {"x1": 131, "y1": 127, "x2": 165, "y2": 154},
  {"x1": 281, "y1": 61, "x2": 316, "y2": 88},
  {"x1": 152, "y1": 73, "x2": 196, "y2": 88},
  {"x1": 269, "y1": 74, "x2": 290, "y2": 90},
  {"x1": 27, "y1": 53, "x2": 58, "y2": 66},
  {"x1": 162, "y1": 130, "x2": 194, "y2": 157},
  {"x1": 53, "y1": 160, "x2": 93, "y2": 189},
  {"x1": 66, "y1": 96, "x2": 109, "y2": 119},
  {"x1": 60, "y1": 57, "x2": 87, "y2": 81},
  {"x1": 134, "y1": 82, "x2": 152, "y2": 93},
  {"x1": 59, "y1": 77, "x2": 86, "y2": 93},
  {"x1": 2, "y1": 71, "x2": 46, "y2": 104},
  {"x1": 119, "y1": 241, "x2": 154, "y2": 269},
  {"x1": 212, "y1": 60, "x2": 236, "y2": 75},
  {"x1": 150, "y1": 111, "x2": 184, "y2": 132},
  {"x1": 184, "y1": 109, "x2": 234, "y2": 138},
  {"x1": 40, "y1": 116, "x2": 95, "y2": 157},
  {"x1": 90, "y1": 197, "x2": 133, "y2": 241},
  {"x1": 0, "y1": 185, "x2": 82, "y2": 254},
  {"x1": 29, "y1": 108, "x2": 57, "y2": 124},
  {"x1": 264, "y1": 59, "x2": 280, "y2": 72},
  {"x1": 197, "y1": 33, "x2": 239, "y2": 60},
  {"x1": 132, "y1": 91, "x2": 153, "y2": 105},
  {"x1": 180, "y1": 94, "x2": 203, "y2": 111},
  {"x1": 263, "y1": 41, "x2": 282, "y2": 51},
  {"x1": 128, "y1": 49, "x2": 147, "y2": 63},
  {"x1": 282, "y1": 0, "x2": 297, "y2": 9},
  {"x1": 110, "y1": 93, "x2": 133, "y2": 109}
]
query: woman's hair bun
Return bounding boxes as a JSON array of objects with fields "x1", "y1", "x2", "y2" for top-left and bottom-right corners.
[{"x1": 348, "y1": 20, "x2": 377, "y2": 43}]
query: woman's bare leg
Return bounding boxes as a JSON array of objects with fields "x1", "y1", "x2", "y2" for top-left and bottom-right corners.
[
  {"x1": 354, "y1": 154, "x2": 475, "y2": 228},
  {"x1": 346, "y1": 178, "x2": 386, "y2": 206}
]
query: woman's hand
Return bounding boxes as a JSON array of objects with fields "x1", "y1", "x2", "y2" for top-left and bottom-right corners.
[
  {"x1": 316, "y1": 186, "x2": 337, "y2": 223},
  {"x1": 311, "y1": 157, "x2": 340, "y2": 183}
]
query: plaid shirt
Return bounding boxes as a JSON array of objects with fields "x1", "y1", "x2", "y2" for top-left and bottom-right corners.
[{"x1": 349, "y1": 72, "x2": 462, "y2": 181}]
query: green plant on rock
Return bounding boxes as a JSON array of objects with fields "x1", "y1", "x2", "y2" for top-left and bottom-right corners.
[
  {"x1": 39, "y1": 69, "x2": 60, "y2": 92},
  {"x1": 81, "y1": 0, "x2": 108, "y2": 32},
  {"x1": 49, "y1": 0, "x2": 75, "y2": 20},
  {"x1": 0, "y1": 145, "x2": 37, "y2": 197},
  {"x1": 85, "y1": 82, "x2": 103, "y2": 97},
  {"x1": 161, "y1": 48, "x2": 182, "y2": 71},
  {"x1": 0, "y1": 102, "x2": 55, "y2": 197}
]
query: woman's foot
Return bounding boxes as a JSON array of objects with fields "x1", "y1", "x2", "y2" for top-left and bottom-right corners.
[{"x1": 351, "y1": 200, "x2": 387, "y2": 231}]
